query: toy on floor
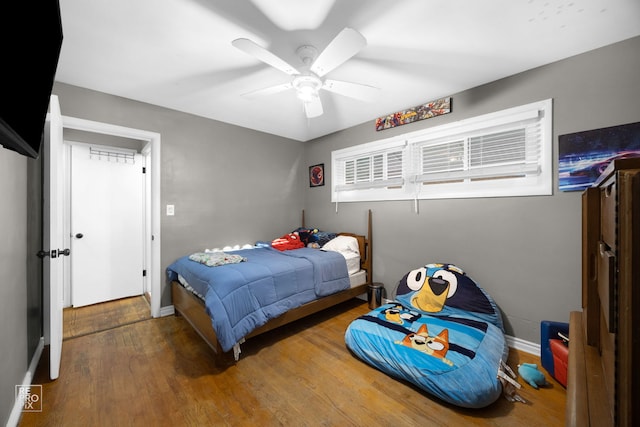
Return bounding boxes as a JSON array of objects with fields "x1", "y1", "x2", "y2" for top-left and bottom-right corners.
[
  {"x1": 540, "y1": 320, "x2": 569, "y2": 387},
  {"x1": 518, "y1": 363, "x2": 549, "y2": 389},
  {"x1": 497, "y1": 361, "x2": 527, "y2": 403}
]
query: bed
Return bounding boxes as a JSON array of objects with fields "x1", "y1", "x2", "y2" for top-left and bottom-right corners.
[
  {"x1": 344, "y1": 263, "x2": 509, "y2": 408},
  {"x1": 167, "y1": 210, "x2": 372, "y2": 362}
]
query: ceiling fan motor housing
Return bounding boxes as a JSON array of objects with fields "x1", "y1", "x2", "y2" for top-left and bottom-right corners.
[{"x1": 296, "y1": 45, "x2": 318, "y2": 66}]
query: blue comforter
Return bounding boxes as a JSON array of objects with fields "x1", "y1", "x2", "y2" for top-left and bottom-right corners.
[{"x1": 167, "y1": 247, "x2": 350, "y2": 352}]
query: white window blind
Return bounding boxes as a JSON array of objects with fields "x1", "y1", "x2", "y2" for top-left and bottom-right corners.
[
  {"x1": 331, "y1": 99, "x2": 552, "y2": 203},
  {"x1": 414, "y1": 119, "x2": 543, "y2": 184},
  {"x1": 334, "y1": 140, "x2": 405, "y2": 191}
]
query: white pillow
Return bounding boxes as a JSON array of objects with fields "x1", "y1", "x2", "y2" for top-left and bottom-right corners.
[{"x1": 322, "y1": 235, "x2": 360, "y2": 256}]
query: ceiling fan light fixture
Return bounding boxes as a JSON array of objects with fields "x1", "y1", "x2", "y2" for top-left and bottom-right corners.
[
  {"x1": 297, "y1": 86, "x2": 318, "y2": 102},
  {"x1": 292, "y1": 74, "x2": 322, "y2": 102}
]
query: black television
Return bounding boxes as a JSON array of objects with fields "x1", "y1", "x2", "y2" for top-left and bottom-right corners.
[{"x1": 0, "y1": 1, "x2": 63, "y2": 159}]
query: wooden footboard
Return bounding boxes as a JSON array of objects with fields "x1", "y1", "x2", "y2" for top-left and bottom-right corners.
[{"x1": 171, "y1": 209, "x2": 373, "y2": 362}]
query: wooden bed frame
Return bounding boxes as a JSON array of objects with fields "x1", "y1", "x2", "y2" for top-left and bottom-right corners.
[{"x1": 171, "y1": 209, "x2": 373, "y2": 362}]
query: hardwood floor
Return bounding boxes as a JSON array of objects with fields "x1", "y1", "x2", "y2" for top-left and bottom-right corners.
[
  {"x1": 20, "y1": 298, "x2": 566, "y2": 426},
  {"x1": 63, "y1": 295, "x2": 151, "y2": 340}
]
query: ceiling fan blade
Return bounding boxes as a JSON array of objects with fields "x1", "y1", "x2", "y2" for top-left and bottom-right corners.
[
  {"x1": 232, "y1": 38, "x2": 300, "y2": 76},
  {"x1": 303, "y1": 96, "x2": 323, "y2": 118},
  {"x1": 323, "y1": 79, "x2": 379, "y2": 102},
  {"x1": 310, "y1": 28, "x2": 366, "y2": 77},
  {"x1": 241, "y1": 82, "x2": 293, "y2": 99}
]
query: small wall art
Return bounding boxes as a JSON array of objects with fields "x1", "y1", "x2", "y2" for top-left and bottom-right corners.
[
  {"x1": 375, "y1": 97, "x2": 451, "y2": 131},
  {"x1": 558, "y1": 121, "x2": 640, "y2": 192},
  {"x1": 309, "y1": 163, "x2": 324, "y2": 187}
]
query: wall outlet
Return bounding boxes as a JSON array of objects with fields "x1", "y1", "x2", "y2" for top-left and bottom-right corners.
[{"x1": 166, "y1": 204, "x2": 175, "y2": 216}]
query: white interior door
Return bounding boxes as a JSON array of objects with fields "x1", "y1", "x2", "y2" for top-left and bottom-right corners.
[
  {"x1": 43, "y1": 94, "x2": 64, "y2": 380},
  {"x1": 70, "y1": 144, "x2": 144, "y2": 307}
]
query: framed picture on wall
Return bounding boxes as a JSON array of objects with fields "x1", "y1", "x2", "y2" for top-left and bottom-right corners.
[
  {"x1": 309, "y1": 163, "x2": 324, "y2": 187},
  {"x1": 558, "y1": 121, "x2": 640, "y2": 192}
]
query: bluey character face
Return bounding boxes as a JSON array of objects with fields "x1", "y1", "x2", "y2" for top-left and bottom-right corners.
[
  {"x1": 383, "y1": 303, "x2": 421, "y2": 324},
  {"x1": 383, "y1": 306, "x2": 403, "y2": 324},
  {"x1": 404, "y1": 266, "x2": 458, "y2": 312},
  {"x1": 396, "y1": 324, "x2": 453, "y2": 366}
]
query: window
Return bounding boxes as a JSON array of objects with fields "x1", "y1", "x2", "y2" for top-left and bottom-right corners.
[
  {"x1": 331, "y1": 99, "x2": 552, "y2": 203},
  {"x1": 334, "y1": 137, "x2": 406, "y2": 192}
]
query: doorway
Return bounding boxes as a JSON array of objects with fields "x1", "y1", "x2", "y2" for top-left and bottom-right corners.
[
  {"x1": 59, "y1": 116, "x2": 161, "y2": 317},
  {"x1": 68, "y1": 143, "x2": 145, "y2": 307}
]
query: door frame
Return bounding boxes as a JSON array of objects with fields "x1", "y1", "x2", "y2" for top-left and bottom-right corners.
[{"x1": 60, "y1": 116, "x2": 162, "y2": 317}]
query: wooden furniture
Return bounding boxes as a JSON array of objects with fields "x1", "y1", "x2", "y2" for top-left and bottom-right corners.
[
  {"x1": 568, "y1": 158, "x2": 640, "y2": 426},
  {"x1": 172, "y1": 210, "x2": 373, "y2": 363}
]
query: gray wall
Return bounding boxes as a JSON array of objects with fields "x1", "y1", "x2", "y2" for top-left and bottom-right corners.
[
  {"x1": 51, "y1": 82, "x2": 306, "y2": 306},
  {"x1": 303, "y1": 36, "x2": 640, "y2": 343},
  {"x1": 0, "y1": 149, "x2": 29, "y2": 425},
  {"x1": 26, "y1": 155, "x2": 43, "y2": 369}
]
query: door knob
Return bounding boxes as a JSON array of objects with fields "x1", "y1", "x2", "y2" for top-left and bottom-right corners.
[
  {"x1": 58, "y1": 248, "x2": 71, "y2": 256},
  {"x1": 75, "y1": 233, "x2": 84, "y2": 239}
]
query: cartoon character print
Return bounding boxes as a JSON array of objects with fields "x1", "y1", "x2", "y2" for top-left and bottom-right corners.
[
  {"x1": 395, "y1": 324, "x2": 454, "y2": 366},
  {"x1": 382, "y1": 303, "x2": 421, "y2": 325},
  {"x1": 396, "y1": 263, "x2": 495, "y2": 315}
]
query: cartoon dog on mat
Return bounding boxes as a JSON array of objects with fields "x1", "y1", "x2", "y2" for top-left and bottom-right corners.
[
  {"x1": 396, "y1": 263, "x2": 494, "y2": 314},
  {"x1": 395, "y1": 323, "x2": 454, "y2": 366},
  {"x1": 382, "y1": 303, "x2": 421, "y2": 325}
]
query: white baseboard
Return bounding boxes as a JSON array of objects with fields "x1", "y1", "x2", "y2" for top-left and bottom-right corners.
[
  {"x1": 159, "y1": 305, "x2": 175, "y2": 317},
  {"x1": 506, "y1": 334, "x2": 540, "y2": 356},
  {"x1": 6, "y1": 337, "x2": 45, "y2": 427}
]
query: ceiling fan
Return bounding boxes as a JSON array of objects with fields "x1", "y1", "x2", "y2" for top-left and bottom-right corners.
[{"x1": 232, "y1": 27, "x2": 379, "y2": 119}]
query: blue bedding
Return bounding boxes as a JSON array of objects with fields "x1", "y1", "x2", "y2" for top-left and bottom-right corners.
[
  {"x1": 345, "y1": 263, "x2": 508, "y2": 408},
  {"x1": 167, "y1": 246, "x2": 350, "y2": 352}
]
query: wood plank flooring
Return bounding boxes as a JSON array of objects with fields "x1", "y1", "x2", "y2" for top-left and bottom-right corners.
[
  {"x1": 63, "y1": 295, "x2": 151, "y2": 340},
  {"x1": 20, "y1": 297, "x2": 566, "y2": 426}
]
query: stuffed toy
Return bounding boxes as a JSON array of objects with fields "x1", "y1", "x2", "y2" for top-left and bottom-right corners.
[
  {"x1": 518, "y1": 363, "x2": 549, "y2": 389},
  {"x1": 294, "y1": 228, "x2": 314, "y2": 245},
  {"x1": 271, "y1": 233, "x2": 304, "y2": 251}
]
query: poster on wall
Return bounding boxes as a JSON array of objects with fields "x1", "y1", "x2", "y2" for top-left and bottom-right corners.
[
  {"x1": 558, "y1": 121, "x2": 640, "y2": 192},
  {"x1": 309, "y1": 163, "x2": 324, "y2": 187},
  {"x1": 375, "y1": 97, "x2": 451, "y2": 131}
]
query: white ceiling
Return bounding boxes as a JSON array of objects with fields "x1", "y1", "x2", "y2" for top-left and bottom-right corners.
[{"x1": 56, "y1": 0, "x2": 640, "y2": 142}]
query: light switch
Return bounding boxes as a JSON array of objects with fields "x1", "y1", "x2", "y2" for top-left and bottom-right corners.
[{"x1": 166, "y1": 204, "x2": 175, "y2": 216}]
